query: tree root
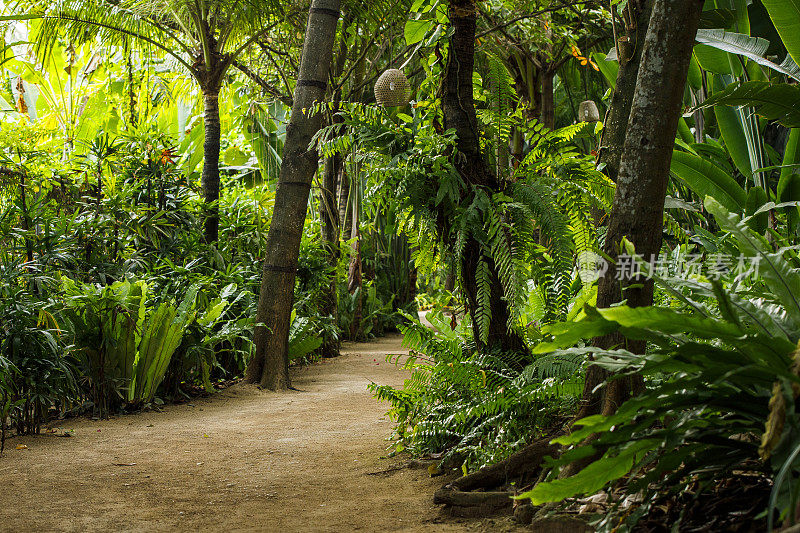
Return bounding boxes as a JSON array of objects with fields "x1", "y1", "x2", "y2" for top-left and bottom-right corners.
[
  {"x1": 433, "y1": 436, "x2": 562, "y2": 517},
  {"x1": 433, "y1": 489, "x2": 514, "y2": 517},
  {"x1": 447, "y1": 436, "x2": 560, "y2": 492}
]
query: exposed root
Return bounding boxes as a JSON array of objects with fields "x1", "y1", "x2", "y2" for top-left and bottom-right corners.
[
  {"x1": 447, "y1": 436, "x2": 560, "y2": 493},
  {"x1": 432, "y1": 436, "x2": 562, "y2": 517},
  {"x1": 433, "y1": 489, "x2": 514, "y2": 517}
]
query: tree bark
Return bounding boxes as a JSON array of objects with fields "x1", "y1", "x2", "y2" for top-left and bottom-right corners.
[
  {"x1": 317, "y1": 10, "x2": 353, "y2": 357},
  {"x1": 443, "y1": 0, "x2": 525, "y2": 353},
  {"x1": 540, "y1": 67, "x2": 555, "y2": 130},
  {"x1": 578, "y1": 0, "x2": 704, "y2": 419},
  {"x1": 202, "y1": 90, "x2": 222, "y2": 243},
  {"x1": 320, "y1": 153, "x2": 341, "y2": 357},
  {"x1": 18, "y1": 171, "x2": 34, "y2": 263},
  {"x1": 597, "y1": 0, "x2": 654, "y2": 183},
  {"x1": 245, "y1": 0, "x2": 341, "y2": 390},
  {"x1": 348, "y1": 229, "x2": 363, "y2": 340},
  {"x1": 338, "y1": 166, "x2": 352, "y2": 240}
]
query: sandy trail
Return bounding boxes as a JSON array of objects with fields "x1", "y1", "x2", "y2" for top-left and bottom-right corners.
[{"x1": 0, "y1": 335, "x2": 518, "y2": 532}]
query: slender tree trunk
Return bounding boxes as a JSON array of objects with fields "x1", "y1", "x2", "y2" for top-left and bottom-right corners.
[
  {"x1": 511, "y1": 127, "x2": 524, "y2": 168},
  {"x1": 691, "y1": 86, "x2": 706, "y2": 143},
  {"x1": 245, "y1": 0, "x2": 341, "y2": 390},
  {"x1": 578, "y1": 0, "x2": 704, "y2": 419},
  {"x1": 444, "y1": 0, "x2": 525, "y2": 353},
  {"x1": 317, "y1": 11, "x2": 353, "y2": 357},
  {"x1": 540, "y1": 68, "x2": 555, "y2": 130},
  {"x1": 202, "y1": 89, "x2": 222, "y2": 243},
  {"x1": 320, "y1": 153, "x2": 341, "y2": 356},
  {"x1": 125, "y1": 39, "x2": 138, "y2": 129},
  {"x1": 338, "y1": 166, "x2": 352, "y2": 240},
  {"x1": 19, "y1": 171, "x2": 34, "y2": 263},
  {"x1": 348, "y1": 228, "x2": 363, "y2": 340},
  {"x1": 540, "y1": 13, "x2": 555, "y2": 130},
  {"x1": 597, "y1": 0, "x2": 654, "y2": 182}
]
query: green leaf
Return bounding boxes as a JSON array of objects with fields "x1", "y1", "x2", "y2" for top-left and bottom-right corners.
[
  {"x1": 695, "y1": 29, "x2": 800, "y2": 81},
  {"x1": 706, "y1": 197, "x2": 800, "y2": 328},
  {"x1": 694, "y1": 44, "x2": 742, "y2": 76},
  {"x1": 404, "y1": 19, "x2": 433, "y2": 46},
  {"x1": 288, "y1": 316, "x2": 323, "y2": 359},
  {"x1": 597, "y1": 306, "x2": 745, "y2": 341},
  {"x1": 714, "y1": 103, "x2": 752, "y2": 179},
  {"x1": 745, "y1": 186, "x2": 768, "y2": 234},
  {"x1": 695, "y1": 81, "x2": 800, "y2": 128},
  {"x1": 670, "y1": 149, "x2": 746, "y2": 213},
  {"x1": 778, "y1": 129, "x2": 800, "y2": 229},
  {"x1": 700, "y1": 8, "x2": 737, "y2": 29},
  {"x1": 593, "y1": 52, "x2": 619, "y2": 88},
  {"x1": 761, "y1": 0, "x2": 800, "y2": 67},
  {"x1": 535, "y1": 316, "x2": 617, "y2": 354},
  {"x1": 519, "y1": 440, "x2": 659, "y2": 505}
]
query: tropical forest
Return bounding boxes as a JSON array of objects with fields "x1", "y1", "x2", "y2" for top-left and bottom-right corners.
[{"x1": 1, "y1": 0, "x2": 800, "y2": 531}]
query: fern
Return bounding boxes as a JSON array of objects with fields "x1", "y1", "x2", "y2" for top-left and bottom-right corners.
[{"x1": 370, "y1": 310, "x2": 578, "y2": 472}]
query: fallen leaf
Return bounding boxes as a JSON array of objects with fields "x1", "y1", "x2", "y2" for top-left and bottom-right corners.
[{"x1": 16, "y1": 444, "x2": 27, "y2": 450}]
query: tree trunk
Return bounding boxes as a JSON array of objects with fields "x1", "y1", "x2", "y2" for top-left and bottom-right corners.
[
  {"x1": 202, "y1": 90, "x2": 222, "y2": 243},
  {"x1": 540, "y1": 13, "x2": 555, "y2": 130},
  {"x1": 317, "y1": 10, "x2": 353, "y2": 357},
  {"x1": 597, "y1": 0, "x2": 654, "y2": 183},
  {"x1": 338, "y1": 166, "x2": 352, "y2": 240},
  {"x1": 443, "y1": 0, "x2": 525, "y2": 353},
  {"x1": 245, "y1": 0, "x2": 341, "y2": 390},
  {"x1": 320, "y1": 153, "x2": 341, "y2": 357},
  {"x1": 578, "y1": 0, "x2": 704, "y2": 419},
  {"x1": 348, "y1": 229, "x2": 363, "y2": 340},
  {"x1": 18, "y1": 171, "x2": 34, "y2": 263},
  {"x1": 540, "y1": 67, "x2": 555, "y2": 130}
]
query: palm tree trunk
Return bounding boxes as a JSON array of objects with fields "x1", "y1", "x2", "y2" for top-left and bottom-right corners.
[
  {"x1": 578, "y1": 0, "x2": 704, "y2": 419},
  {"x1": 202, "y1": 90, "x2": 222, "y2": 243},
  {"x1": 245, "y1": 0, "x2": 341, "y2": 390}
]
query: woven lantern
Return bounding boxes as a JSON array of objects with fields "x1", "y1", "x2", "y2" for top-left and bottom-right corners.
[
  {"x1": 579, "y1": 100, "x2": 601, "y2": 123},
  {"x1": 374, "y1": 69, "x2": 410, "y2": 107}
]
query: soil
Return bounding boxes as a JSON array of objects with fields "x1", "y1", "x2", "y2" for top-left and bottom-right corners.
[{"x1": 0, "y1": 334, "x2": 523, "y2": 532}]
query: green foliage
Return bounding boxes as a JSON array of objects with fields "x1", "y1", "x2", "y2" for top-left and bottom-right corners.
[
  {"x1": 696, "y1": 81, "x2": 800, "y2": 128},
  {"x1": 521, "y1": 202, "x2": 800, "y2": 530},
  {"x1": 0, "y1": 257, "x2": 77, "y2": 435},
  {"x1": 61, "y1": 279, "x2": 208, "y2": 407},
  {"x1": 371, "y1": 309, "x2": 579, "y2": 472},
  {"x1": 761, "y1": 0, "x2": 800, "y2": 66},
  {"x1": 670, "y1": 149, "x2": 746, "y2": 213}
]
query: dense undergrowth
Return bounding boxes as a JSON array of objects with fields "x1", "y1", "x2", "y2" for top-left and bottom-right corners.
[{"x1": 0, "y1": 121, "x2": 406, "y2": 445}]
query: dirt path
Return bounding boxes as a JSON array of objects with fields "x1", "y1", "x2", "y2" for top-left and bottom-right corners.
[{"x1": 0, "y1": 335, "x2": 519, "y2": 532}]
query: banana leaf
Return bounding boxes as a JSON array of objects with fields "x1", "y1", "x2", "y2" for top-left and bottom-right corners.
[
  {"x1": 694, "y1": 81, "x2": 800, "y2": 128},
  {"x1": 761, "y1": 0, "x2": 800, "y2": 67},
  {"x1": 670, "y1": 149, "x2": 746, "y2": 212},
  {"x1": 695, "y1": 29, "x2": 800, "y2": 81},
  {"x1": 778, "y1": 129, "x2": 800, "y2": 230}
]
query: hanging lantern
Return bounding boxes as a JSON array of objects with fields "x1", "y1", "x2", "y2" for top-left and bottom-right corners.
[
  {"x1": 579, "y1": 100, "x2": 601, "y2": 123},
  {"x1": 374, "y1": 69, "x2": 410, "y2": 107}
]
